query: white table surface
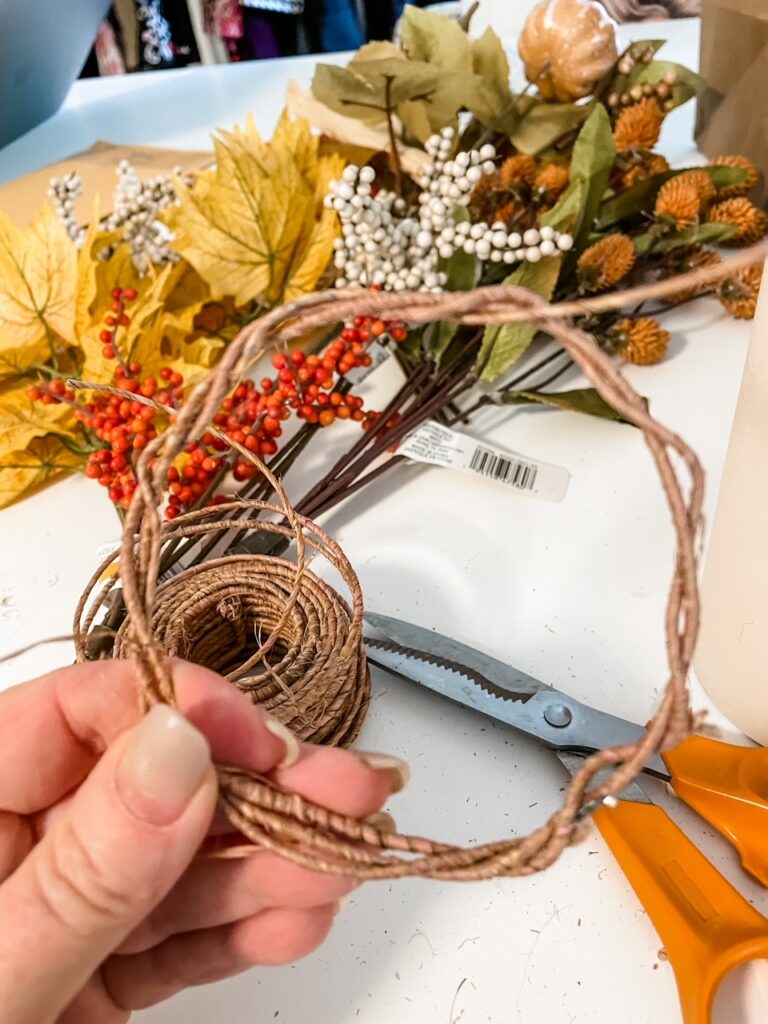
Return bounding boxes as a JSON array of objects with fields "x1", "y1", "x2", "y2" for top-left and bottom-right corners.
[{"x1": 1, "y1": 19, "x2": 766, "y2": 1024}]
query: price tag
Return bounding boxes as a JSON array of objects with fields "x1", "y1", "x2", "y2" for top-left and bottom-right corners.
[{"x1": 398, "y1": 420, "x2": 569, "y2": 503}]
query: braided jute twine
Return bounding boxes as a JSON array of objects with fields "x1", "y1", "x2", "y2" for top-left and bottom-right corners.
[{"x1": 73, "y1": 243, "x2": 766, "y2": 881}]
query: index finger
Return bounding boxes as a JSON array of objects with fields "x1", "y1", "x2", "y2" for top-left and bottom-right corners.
[{"x1": 0, "y1": 659, "x2": 293, "y2": 814}]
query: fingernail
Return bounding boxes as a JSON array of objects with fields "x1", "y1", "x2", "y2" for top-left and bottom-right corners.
[
  {"x1": 355, "y1": 751, "x2": 410, "y2": 793},
  {"x1": 334, "y1": 896, "x2": 347, "y2": 915},
  {"x1": 117, "y1": 705, "x2": 211, "y2": 826},
  {"x1": 365, "y1": 811, "x2": 397, "y2": 833},
  {"x1": 264, "y1": 716, "x2": 301, "y2": 769}
]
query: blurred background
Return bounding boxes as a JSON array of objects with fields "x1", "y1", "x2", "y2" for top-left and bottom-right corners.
[{"x1": 81, "y1": 0, "x2": 701, "y2": 76}]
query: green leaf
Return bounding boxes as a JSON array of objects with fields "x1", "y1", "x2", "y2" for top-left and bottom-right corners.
[
  {"x1": 629, "y1": 60, "x2": 705, "y2": 110},
  {"x1": 539, "y1": 106, "x2": 614, "y2": 245},
  {"x1": 349, "y1": 58, "x2": 444, "y2": 108},
  {"x1": 652, "y1": 222, "x2": 738, "y2": 252},
  {"x1": 510, "y1": 101, "x2": 590, "y2": 155},
  {"x1": 633, "y1": 221, "x2": 738, "y2": 257},
  {"x1": 313, "y1": 56, "x2": 481, "y2": 142},
  {"x1": 708, "y1": 166, "x2": 749, "y2": 190},
  {"x1": 351, "y1": 40, "x2": 402, "y2": 63},
  {"x1": 568, "y1": 105, "x2": 616, "y2": 250},
  {"x1": 443, "y1": 208, "x2": 478, "y2": 292},
  {"x1": 466, "y1": 28, "x2": 516, "y2": 131},
  {"x1": 499, "y1": 387, "x2": 641, "y2": 426},
  {"x1": 399, "y1": 5, "x2": 473, "y2": 75},
  {"x1": 598, "y1": 172, "x2": 671, "y2": 228},
  {"x1": 542, "y1": 180, "x2": 584, "y2": 234},
  {"x1": 477, "y1": 256, "x2": 562, "y2": 382},
  {"x1": 432, "y1": 208, "x2": 478, "y2": 360}
]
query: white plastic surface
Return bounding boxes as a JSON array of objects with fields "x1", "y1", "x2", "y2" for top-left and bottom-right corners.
[{"x1": 2, "y1": 19, "x2": 767, "y2": 1024}]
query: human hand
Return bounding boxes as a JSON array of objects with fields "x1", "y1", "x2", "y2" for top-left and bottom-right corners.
[{"x1": 0, "y1": 660, "x2": 407, "y2": 1024}]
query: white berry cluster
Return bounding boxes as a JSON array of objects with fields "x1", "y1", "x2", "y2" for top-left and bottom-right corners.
[
  {"x1": 324, "y1": 126, "x2": 573, "y2": 294},
  {"x1": 326, "y1": 165, "x2": 445, "y2": 292},
  {"x1": 98, "y1": 160, "x2": 192, "y2": 275},
  {"x1": 49, "y1": 172, "x2": 86, "y2": 246},
  {"x1": 441, "y1": 222, "x2": 573, "y2": 265},
  {"x1": 50, "y1": 160, "x2": 194, "y2": 275}
]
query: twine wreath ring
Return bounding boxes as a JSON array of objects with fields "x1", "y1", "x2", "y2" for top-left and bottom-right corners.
[{"x1": 74, "y1": 247, "x2": 763, "y2": 881}]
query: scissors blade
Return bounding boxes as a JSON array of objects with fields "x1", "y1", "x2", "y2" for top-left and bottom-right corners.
[
  {"x1": 364, "y1": 613, "x2": 668, "y2": 779},
  {"x1": 555, "y1": 750, "x2": 651, "y2": 804},
  {"x1": 363, "y1": 610, "x2": 546, "y2": 702}
]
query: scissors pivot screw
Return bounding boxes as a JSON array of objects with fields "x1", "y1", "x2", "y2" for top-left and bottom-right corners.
[{"x1": 544, "y1": 703, "x2": 573, "y2": 728}]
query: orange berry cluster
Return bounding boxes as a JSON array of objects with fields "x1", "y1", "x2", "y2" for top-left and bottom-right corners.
[
  {"x1": 165, "y1": 314, "x2": 406, "y2": 518},
  {"x1": 79, "y1": 362, "x2": 184, "y2": 509},
  {"x1": 30, "y1": 292, "x2": 407, "y2": 517}
]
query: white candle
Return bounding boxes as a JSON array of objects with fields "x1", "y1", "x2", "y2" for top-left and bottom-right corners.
[{"x1": 696, "y1": 260, "x2": 768, "y2": 743}]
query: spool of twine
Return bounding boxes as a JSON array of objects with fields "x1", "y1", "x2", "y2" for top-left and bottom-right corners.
[{"x1": 73, "y1": 244, "x2": 766, "y2": 880}]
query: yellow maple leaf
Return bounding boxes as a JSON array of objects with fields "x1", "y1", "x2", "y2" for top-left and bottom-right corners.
[
  {"x1": 159, "y1": 258, "x2": 216, "y2": 345},
  {"x1": 176, "y1": 113, "x2": 342, "y2": 308},
  {"x1": 0, "y1": 434, "x2": 83, "y2": 510},
  {"x1": 0, "y1": 380, "x2": 77, "y2": 458},
  {"x1": 0, "y1": 203, "x2": 78, "y2": 380}
]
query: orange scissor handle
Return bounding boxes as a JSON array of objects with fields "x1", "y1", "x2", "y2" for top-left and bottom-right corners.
[
  {"x1": 594, "y1": 802, "x2": 768, "y2": 1024},
  {"x1": 663, "y1": 734, "x2": 768, "y2": 888}
]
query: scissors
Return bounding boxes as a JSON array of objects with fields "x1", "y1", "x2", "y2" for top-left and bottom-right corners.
[{"x1": 363, "y1": 611, "x2": 768, "y2": 1024}]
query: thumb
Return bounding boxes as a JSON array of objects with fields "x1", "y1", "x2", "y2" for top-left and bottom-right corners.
[{"x1": 0, "y1": 705, "x2": 217, "y2": 1024}]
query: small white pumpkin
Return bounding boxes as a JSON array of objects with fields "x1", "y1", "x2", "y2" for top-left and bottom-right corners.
[{"x1": 518, "y1": 0, "x2": 619, "y2": 103}]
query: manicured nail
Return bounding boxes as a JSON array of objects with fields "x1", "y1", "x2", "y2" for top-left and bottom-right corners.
[
  {"x1": 117, "y1": 705, "x2": 211, "y2": 826},
  {"x1": 355, "y1": 751, "x2": 411, "y2": 793},
  {"x1": 265, "y1": 716, "x2": 301, "y2": 768},
  {"x1": 365, "y1": 811, "x2": 397, "y2": 833},
  {"x1": 334, "y1": 896, "x2": 347, "y2": 915}
]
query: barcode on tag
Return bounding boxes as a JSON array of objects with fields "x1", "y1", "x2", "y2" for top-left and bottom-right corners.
[
  {"x1": 468, "y1": 446, "x2": 538, "y2": 491},
  {"x1": 398, "y1": 420, "x2": 569, "y2": 503}
]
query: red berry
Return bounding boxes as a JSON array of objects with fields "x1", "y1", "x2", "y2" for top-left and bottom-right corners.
[
  {"x1": 111, "y1": 287, "x2": 123, "y2": 300},
  {"x1": 272, "y1": 353, "x2": 289, "y2": 370},
  {"x1": 123, "y1": 287, "x2": 137, "y2": 301},
  {"x1": 391, "y1": 326, "x2": 408, "y2": 342},
  {"x1": 85, "y1": 462, "x2": 101, "y2": 479},
  {"x1": 128, "y1": 361, "x2": 142, "y2": 375},
  {"x1": 290, "y1": 350, "x2": 305, "y2": 367},
  {"x1": 319, "y1": 409, "x2": 336, "y2": 427},
  {"x1": 132, "y1": 434, "x2": 148, "y2": 450},
  {"x1": 102, "y1": 345, "x2": 115, "y2": 359},
  {"x1": 27, "y1": 386, "x2": 42, "y2": 401},
  {"x1": 370, "y1": 320, "x2": 386, "y2": 337}
]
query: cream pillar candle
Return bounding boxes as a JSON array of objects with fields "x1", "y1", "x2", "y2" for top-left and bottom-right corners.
[{"x1": 696, "y1": 260, "x2": 768, "y2": 744}]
